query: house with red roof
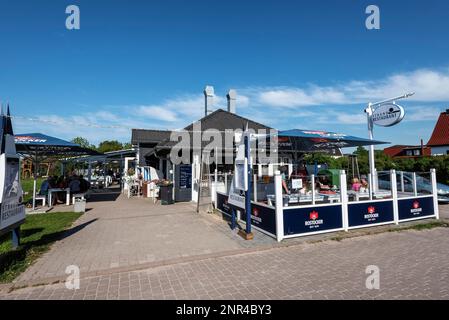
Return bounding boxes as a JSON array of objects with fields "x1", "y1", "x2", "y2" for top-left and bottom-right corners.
[
  {"x1": 383, "y1": 143, "x2": 431, "y2": 159},
  {"x1": 427, "y1": 109, "x2": 449, "y2": 155}
]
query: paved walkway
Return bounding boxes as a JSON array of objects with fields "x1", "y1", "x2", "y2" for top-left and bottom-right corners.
[
  {"x1": 14, "y1": 187, "x2": 277, "y2": 284},
  {"x1": 1, "y1": 227, "x2": 448, "y2": 299}
]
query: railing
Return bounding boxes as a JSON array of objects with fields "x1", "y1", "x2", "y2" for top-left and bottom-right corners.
[{"x1": 215, "y1": 168, "x2": 439, "y2": 242}]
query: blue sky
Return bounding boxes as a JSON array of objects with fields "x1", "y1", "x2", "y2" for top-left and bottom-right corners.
[{"x1": 1, "y1": 0, "x2": 449, "y2": 147}]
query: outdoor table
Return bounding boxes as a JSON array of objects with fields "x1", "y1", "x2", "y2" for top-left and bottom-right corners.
[
  {"x1": 347, "y1": 189, "x2": 391, "y2": 201},
  {"x1": 266, "y1": 192, "x2": 341, "y2": 206},
  {"x1": 48, "y1": 188, "x2": 71, "y2": 207}
]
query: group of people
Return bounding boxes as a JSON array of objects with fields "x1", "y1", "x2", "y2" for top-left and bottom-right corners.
[
  {"x1": 39, "y1": 173, "x2": 90, "y2": 205},
  {"x1": 351, "y1": 177, "x2": 369, "y2": 192},
  {"x1": 279, "y1": 164, "x2": 370, "y2": 196}
]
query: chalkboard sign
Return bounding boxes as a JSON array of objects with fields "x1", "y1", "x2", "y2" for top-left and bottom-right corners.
[{"x1": 179, "y1": 165, "x2": 192, "y2": 189}]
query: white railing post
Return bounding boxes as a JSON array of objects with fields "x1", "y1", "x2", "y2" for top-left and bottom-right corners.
[
  {"x1": 311, "y1": 174, "x2": 316, "y2": 205},
  {"x1": 224, "y1": 173, "x2": 228, "y2": 193},
  {"x1": 391, "y1": 169, "x2": 399, "y2": 225},
  {"x1": 274, "y1": 171, "x2": 284, "y2": 242},
  {"x1": 400, "y1": 171, "x2": 404, "y2": 192},
  {"x1": 412, "y1": 172, "x2": 418, "y2": 197},
  {"x1": 368, "y1": 174, "x2": 373, "y2": 200},
  {"x1": 253, "y1": 174, "x2": 258, "y2": 202},
  {"x1": 340, "y1": 170, "x2": 348, "y2": 232},
  {"x1": 431, "y1": 168, "x2": 439, "y2": 219}
]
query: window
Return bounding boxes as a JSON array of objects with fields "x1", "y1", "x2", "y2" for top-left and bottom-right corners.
[
  {"x1": 413, "y1": 149, "x2": 421, "y2": 156},
  {"x1": 405, "y1": 150, "x2": 413, "y2": 156}
]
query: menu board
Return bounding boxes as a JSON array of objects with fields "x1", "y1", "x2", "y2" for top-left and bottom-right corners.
[{"x1": 179, "y1": 165, "x2": 192, "y2": 189}]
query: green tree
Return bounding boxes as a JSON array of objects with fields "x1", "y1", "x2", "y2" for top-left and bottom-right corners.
[
  {"x1": 71, "y1": 137, "x2": 96, "y2": 150},
  {"x1": 97, "y1": 140, "x2": 124, "y2": 153}
]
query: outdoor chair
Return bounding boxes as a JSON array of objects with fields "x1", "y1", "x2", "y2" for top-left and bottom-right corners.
[{"x1": 35, "y1": 195, "x2": 47, "y2": 207}]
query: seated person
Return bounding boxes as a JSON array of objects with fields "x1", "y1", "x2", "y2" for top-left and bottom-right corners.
[
  {"x1": 351, "y1": 178, "x2": 362, "y2": 191},
  {"x1": 360, "y1": 178, "x2": 369, "y2": 192},
  {"x1": 79, "y1": 175, "x2": 90, "y2": 193},
  {"x1": 69, "y1": 175, "x2": 81, "y2": 195},
  {"x1": 280, "y1": 166, "x2": 290, "y2": 194},
  {"x1": 39, "y1": 177, "x2": 52, "y2": 196},
  {"x1": 316, "y1": 176, "x2": 331, "y2": 191}
]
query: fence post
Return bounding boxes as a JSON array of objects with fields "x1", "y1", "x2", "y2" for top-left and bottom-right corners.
[
  {"x1": 311, "y1": 174, "x2": 316, "y2": 205},
  {"x1": 431, "y1": 168, "x2": 439, "y2": 220},
  {"x1": 253, "y1": 174, "x2": 258, "y2": 202},
  {"x1": 340, "y1": 170, "x2": 348, "y2": 232},
  {"x1": 412, "y1": 172, "x2": 418, "y2": 197},
  {"x1": 400, "y1": 171, "x2": 404, "y2": 192},
  {"x1": 274, "y1": 171, "x2": 284, "y2": 242},
  {"x1": 391, "y1": 169, "x2": 399, "y2": 225},
  {"x1": 224, "y1": 173, "x2": 227, "y2": 193}
]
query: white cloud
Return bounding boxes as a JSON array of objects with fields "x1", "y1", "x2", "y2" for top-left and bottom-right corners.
[
  {"x1": 257, "y1": 86, "x2": 348, "y2": 107},
  {"x1": 137, "y1": 106, "x2": 178, "y2": 122},
  {"x1": 11, "y1": 67, "x2": 449, "y2": 145},
  {"x1": 244, "y1": 68, "x2": 449, "y2": 108}
]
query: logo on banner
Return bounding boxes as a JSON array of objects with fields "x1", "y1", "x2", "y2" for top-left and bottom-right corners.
[
  {"x1": 251, "y1": 207, "x2": 262, "y2": 222},
  {"x1": 14, "y1": 136, "x2": 47, "y2": 143},
  {"x1": 411, "y1": 200, "x2": 422, "y2": 215},
  {"x1": 253, "y1": 208, "x2": 259, "y2": 217},
  {"x1": 305, "y1": 210, "x2": 323, "y2": 228},
  {"x1": 364, "y1": 206, "x2": 379, "y2": 221}
]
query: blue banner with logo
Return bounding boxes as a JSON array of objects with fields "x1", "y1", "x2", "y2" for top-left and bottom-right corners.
[
  {"x1": 283, "y1": 205, "x2": 343, "y2": 235},
  {"x1": 250, "y1": 203, "x2": 276, "y2": 235},
  {"x1": 216, "y1": 192, "x2": 232, "y2": 216},
  {"x1": 216, "y1": 192, "x2": 276, "y2": 235},
  {"x1": 398, "y1": 196, "x2": 434, "y2": 220},
  {"x1": 348, "y1": 200, "x2": 394, "y2": 227}
]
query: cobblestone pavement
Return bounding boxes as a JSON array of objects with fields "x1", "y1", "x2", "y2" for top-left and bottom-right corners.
[
  {"x1": 1, "y1": 227, "x2": 448, "y2": 300},
  {"x1": 13, "y1": 187, "x2": 280, "y2": 285}
]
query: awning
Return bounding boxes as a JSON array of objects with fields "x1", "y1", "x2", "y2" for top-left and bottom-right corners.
[
  {"x1": 261, "y1": 129, "x2": 388, "y2": 152},
  {"x1": 14, "y1": 133, "x2": 100, "y2": 156}
]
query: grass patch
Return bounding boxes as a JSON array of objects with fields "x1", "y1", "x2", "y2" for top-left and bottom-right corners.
[
  {"x1": 0, "y1": 212, "x2": 82, "y2": 283},
  {"x1": 21, "y1": 178, "x2": 44, "y2": 204}
]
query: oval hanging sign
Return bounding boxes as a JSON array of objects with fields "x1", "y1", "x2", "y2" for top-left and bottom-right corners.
[{"x1": 372, "y1": 103, "x2": 405, "y2": 127}]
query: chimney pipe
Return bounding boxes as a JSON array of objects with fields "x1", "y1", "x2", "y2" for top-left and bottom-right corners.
[
  {"x1": 227, "y1": 89, "x2": 236, "y2": 114},
  {"x1": 204, "y1": 85, "x2": 214, "y2": 116}
]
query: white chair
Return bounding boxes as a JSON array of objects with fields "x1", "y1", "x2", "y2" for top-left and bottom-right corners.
[{"x1": 35, "y1": 195, "x2": 47, "y2": 207}]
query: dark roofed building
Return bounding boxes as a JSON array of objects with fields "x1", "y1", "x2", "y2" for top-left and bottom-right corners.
[
  {"x1": 131, "y1": 129, "x2": 172, "y2": 167},
  {"x1": 427, "y1": 109, "x2": 449, "y2": 155},
  {"x1": 152, "y1": 108, "x2": 271, "y2": 154}
]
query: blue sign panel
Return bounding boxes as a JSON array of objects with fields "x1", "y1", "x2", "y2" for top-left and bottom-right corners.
[
  {"x1": 216, "y1": 193, "x2": 276, "y2": 235},
  {"x1": 398, "y1": 196, "x2": 434, "y2": 220},
  {"x1": 348, "y1": 201, "x2": 394, "y2": 227},
  {"x1": 250, "y1": 203, "x2": 276, "y2": 235},
  {"x1": 283, "y1": 205, "x2": 343, "y2": 235}
]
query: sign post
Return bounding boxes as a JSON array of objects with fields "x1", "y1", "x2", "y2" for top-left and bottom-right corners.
[
  {"x1": 0, "y1": 105, "x2": 26, "y2": 248},
  {"x1": 364, "y1": 93, "x2": 413, "y2": 200},
  {"x1": 228, "y1": 125, "x2": 254, "y2": 240}
]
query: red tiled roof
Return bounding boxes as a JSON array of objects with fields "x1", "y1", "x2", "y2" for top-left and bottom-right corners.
[
  {"x1": 427, "y1": 112, "x2": 449, "y2": 146},
  {"x1": 383, "y1": 145, "x2": 409, "y2": 157},
  {"x1": 383, "y1": 145, "x2": 431, "y2": 158}
]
